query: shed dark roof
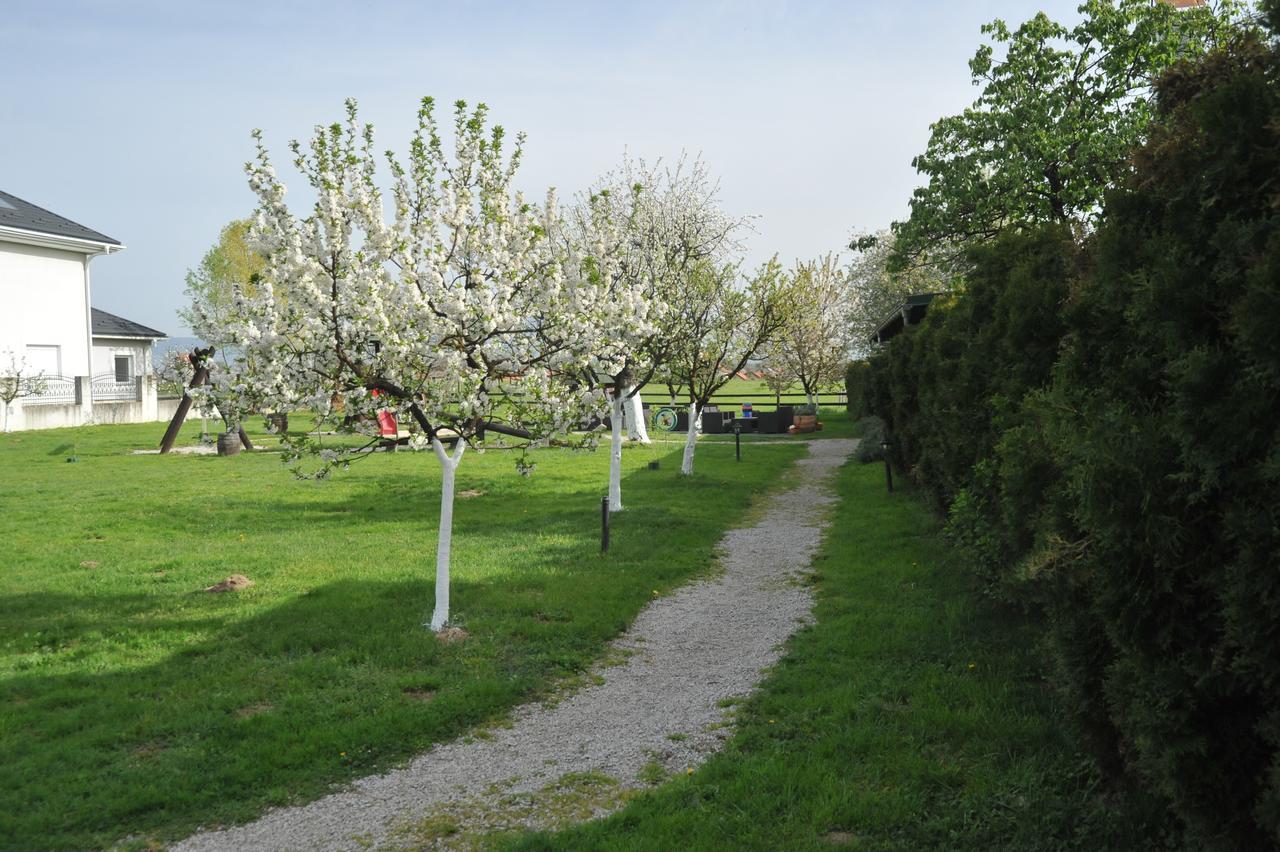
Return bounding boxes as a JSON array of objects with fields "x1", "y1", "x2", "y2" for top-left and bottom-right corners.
[
  {"x1": 870, "y1": 292, "x2": 942, "y2": 344},
  {"x1": 0, "y1": 190, "x2": 120, "y2": 246},
  {"x1": 91, "y1": 308, "x2": 166, "y2": 339}
]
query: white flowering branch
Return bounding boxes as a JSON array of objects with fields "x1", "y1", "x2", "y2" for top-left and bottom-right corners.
[{"x1": 209, "y1": 98, "x2": 624, "y2": 630}]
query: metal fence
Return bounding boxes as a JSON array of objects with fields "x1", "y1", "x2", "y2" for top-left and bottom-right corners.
[
  {"x1": 91, "y1": 373, "x2": 140, "y2": 402},
  {"x1": 24, "y1": 375, "x2": 77, "y2": 406}
]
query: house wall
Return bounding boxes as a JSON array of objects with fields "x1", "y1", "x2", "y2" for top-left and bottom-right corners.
[
  {"x1": 92, "y1": 339, "x2": 151, "y2": 380},
  {"x1": 0, "y1": 241, "x2": 91, "y2": 378}
]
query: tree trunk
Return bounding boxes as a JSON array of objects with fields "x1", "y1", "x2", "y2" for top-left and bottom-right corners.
[
  {"x1": 608, "y1": 394, "x2": 625, "y2": 513},
  {"x1": 429, "y1": 437, "x2": 466, "y2": 631},
  {"x1": 1, "y1": 401, "x2": 9, "y2": 433},
  {"x1": 807, "y1": 390, "x2": 817, "y2": 410},
  {"x1": 680, "y1": 401, "x2": 701, "y2": 476},
  {"x1": 625, "y1": 385, "x2": 650, "y2": 444}
]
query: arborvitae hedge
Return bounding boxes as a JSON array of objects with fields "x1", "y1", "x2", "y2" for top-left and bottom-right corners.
[
  {"x1": 843, "y1": 360, "x2": 871, "y2": 418},
  {"x1": 865, "y1": 34, "x2": 1280, "y2": 847}
]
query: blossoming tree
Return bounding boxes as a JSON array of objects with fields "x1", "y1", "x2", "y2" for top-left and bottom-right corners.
[
  {"x1": 0, "y1": 350, "x2": 47, "y2": 433},
  {"x1": 216, "y1": 98, "x2": 622, "y2": 631},
  {"x1": 563, "y1": 189, "x2": 659, "y2": 513},
  {"x1": 575, "y1": 155, "x2": 746, "y2": 509}
]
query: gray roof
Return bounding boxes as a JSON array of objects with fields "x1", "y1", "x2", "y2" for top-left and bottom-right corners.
[
  {"x1": 870, "y1": 292, "x2": 942, "y2": 344},
  {"x1": 0, "y1": 190, "x2": 120, "y2": 246},
  {"x1": 91, "y1": 308, "x2": 166, "y2": 339}
]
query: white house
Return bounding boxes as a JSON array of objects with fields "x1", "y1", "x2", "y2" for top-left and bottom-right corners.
[{"x1": 1, "y1": 189, "x2": 166, "y2": 431}]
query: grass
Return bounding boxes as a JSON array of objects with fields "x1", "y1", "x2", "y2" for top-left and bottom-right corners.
[
  {"x1": 0, "y1": 418, "x2": 802, "y2": 850},
  {"x1": 635, "y1": 377, "x2": 847, "y2": 409},
  {"x1": 508, "y1": 460, "x2": 1163, "y2": 850}
]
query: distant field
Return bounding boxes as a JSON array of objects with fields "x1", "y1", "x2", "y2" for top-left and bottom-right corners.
[{"x1": 634, "y1": 378, "x2": 845, "y2": 411}]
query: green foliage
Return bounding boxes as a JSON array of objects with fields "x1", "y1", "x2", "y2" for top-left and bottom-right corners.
[
  {"x1": 179, "y1": 218, "x2": 265, "y2": 335},
  {"x1": 843, "y1": 360, "x2": 870, "y2": 417},
  {"x1": 1043, "y1": 33, "x2": 1280, "y2": 846},
  {"x1": 852, "y1": 415, "x2": 886, "y2": 463},
  {"x1": 864, "y1": 29, "x2": 1280, "y2": 847},
  {"x1": 892, "y1": 0, "x2": 1246, "y2": 267},
  {"x1": 868, "y1": 226, "x2": 1078, "y2": 513}
]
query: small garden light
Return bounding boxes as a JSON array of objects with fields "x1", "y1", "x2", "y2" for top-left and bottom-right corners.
[{"x1": 880, "y1": 437, "x2": 894, "y2": 493}]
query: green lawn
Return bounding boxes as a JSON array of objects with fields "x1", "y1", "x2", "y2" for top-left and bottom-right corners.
[
  {"x1": 0, "y1": 419, "x2": 802, "y2": 850},
  {"x1": 509, "y1": 461, "x2": 1163, "y2": 850},
  {"x1": 636, "y1": 377, "x2": 847, "y2": 410}
]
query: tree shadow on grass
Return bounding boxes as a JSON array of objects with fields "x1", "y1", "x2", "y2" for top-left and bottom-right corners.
[
  {"x1": 0, "y1": 441, "x2": 800, "y2": 848},
  {"x1": 0, "y1": 572, "x2": 622, "y2": 849}
]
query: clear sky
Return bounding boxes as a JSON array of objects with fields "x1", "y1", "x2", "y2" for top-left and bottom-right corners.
[{"x1": 2, "y1": 0, "x2": 1083, "y2": 336}]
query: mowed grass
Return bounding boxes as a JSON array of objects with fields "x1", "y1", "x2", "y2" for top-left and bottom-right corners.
[
  {"x1": 510, "y1": 461, "x2": 1160, "y2": 850},
  {"x1": 0, "y1": 419, "x2": 802, "y2": 850},
  {"x1": 635, "y1": 377, "x2": 846, "y2": 409}
]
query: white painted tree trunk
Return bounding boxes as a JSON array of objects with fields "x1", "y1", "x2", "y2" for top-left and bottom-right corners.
[
  {"x1": 625, "y1": 385, "x2": 650, "y2": 444},
  {"x1": 608, "y1": 394, "x2": 625, "y2": 513},
  {"x1": 680, "y1": 402, "x2": 701, "y2": 476},
  {"x1": 429, "y1": 437, "x2": 466, "y2": 631},
  {"x1": 807, "y1": 390, "x2": 818, "y2": 411},
  {"x1": 1, "y1": 401, "x2": 9, "y2": 433}
]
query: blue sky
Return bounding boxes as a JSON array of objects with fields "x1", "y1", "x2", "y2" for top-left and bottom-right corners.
[{"x1": 2, "y1": 1, "x2": 1083, "y2": 335}]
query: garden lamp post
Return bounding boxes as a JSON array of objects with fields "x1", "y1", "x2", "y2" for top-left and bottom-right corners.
[{"x1": 881, "y1": 437, "x2": 893, "y2": 493}]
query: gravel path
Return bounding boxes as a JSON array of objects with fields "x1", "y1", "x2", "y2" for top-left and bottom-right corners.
[{"x1": 175, "y1": 438, "x2": 856, "y2": 851}]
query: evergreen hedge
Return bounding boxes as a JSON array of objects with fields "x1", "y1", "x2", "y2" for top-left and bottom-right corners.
[{"x1": 865, "y1": 33, "x2": 1280, "y2": 847}]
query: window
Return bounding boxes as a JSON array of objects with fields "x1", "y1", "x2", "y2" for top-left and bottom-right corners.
[
  {"x1": 25, "y1": 345, "x2": 60, "y2": 377},
  {"x1": 114, "y1": 355, "x2": 133, "y2": 383}
]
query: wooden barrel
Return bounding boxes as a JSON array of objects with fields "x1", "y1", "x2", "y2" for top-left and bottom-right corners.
[{"x1": 216, "y1": 431, "x2": 242, "y2": 456}]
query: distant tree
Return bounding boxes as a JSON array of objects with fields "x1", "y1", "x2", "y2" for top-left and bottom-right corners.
[
  {"x1": 892, "y1": 0, "x2": 1247, "y2": 266},
  {"x1": 847, "y1": 230, "x2": 953, "y2": 356},
  {"x1": 759, "y1": 360, "x2": 794, "y2": 406},
  {"x1": 0, "y1": 350, "x2": 47, "y2": 432},
  {"x1": 179, "y1": 218, "x2": 265, "y2": 340},
  {"x1": 766, "y1": 254, "x2": 853, "y2": 409},
  {"x1": 152, "y1": 349, "x2": 193, "y2": 397},
  {"x1": 662, "y1": 259, "x2": 788, "y2": 475}
]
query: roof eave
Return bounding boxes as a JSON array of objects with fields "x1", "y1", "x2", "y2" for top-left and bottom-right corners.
[
  {"x1": 93, "y1": 333, "x2": 168, "y2": 341},
  {"x1": 0, "y1": 224, "x2": 124, "y2": 255}
]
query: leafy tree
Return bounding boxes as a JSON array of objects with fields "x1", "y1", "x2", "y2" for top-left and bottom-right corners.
[
  {"x1": 891, "y1": 0, "x2": 1247, "y2": 266},
  {"x1": 179, "y1": 218, "x2": 265, "y2": 337},
  {"x1": 661, "y1": 258, "x2": 788, "y2": 475},
  {"x1": 764, "y1": 254, "x2": 852, "y2": 408}
]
